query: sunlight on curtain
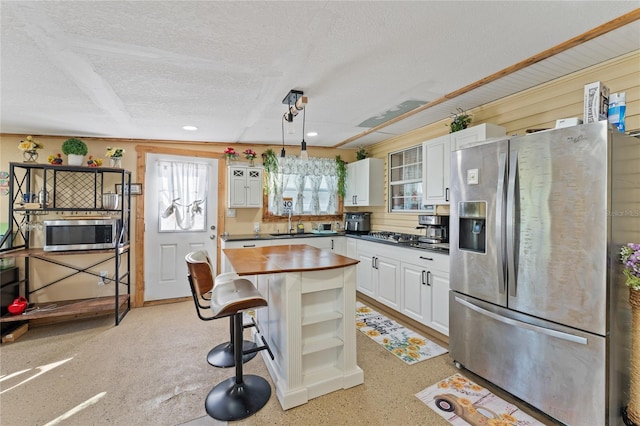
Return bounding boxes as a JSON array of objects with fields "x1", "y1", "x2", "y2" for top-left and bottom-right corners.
[
  {"x1": 157, "y1": 160, "x2": 209, "y2": 231},
  {"x1": 268, "y1": 156, "x2": 338, "y2": 216}
]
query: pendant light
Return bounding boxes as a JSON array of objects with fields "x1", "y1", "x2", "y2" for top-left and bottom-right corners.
[
  {"x1": 300, "y1": 105, "x2": 308, "y2": 161},
  {"x1": 280, "y1": 116, "x2": 286, "y2": 163}
]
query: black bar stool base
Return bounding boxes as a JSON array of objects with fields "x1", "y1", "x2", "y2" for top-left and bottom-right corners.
[
  {"x1": 207, "y1": 340, "x2": 257, "y2": 368},
  {"x1": 205, "y1": 375, "x2": 271, "y2": 421}
]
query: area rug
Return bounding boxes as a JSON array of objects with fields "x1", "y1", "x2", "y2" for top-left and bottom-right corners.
[
  {"x1": 355, "y1": 302, "x2": 448, "y2": 365},
  {"x1": 415, "y1": 373, "x2": 545, "y2": 426}
]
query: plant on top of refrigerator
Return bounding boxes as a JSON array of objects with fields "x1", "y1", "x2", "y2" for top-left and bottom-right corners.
[
  {"x1": 621, "y1": 243, "x2": 640, "y2": 290},
  {"x1": 447, "y1": 108, "x2": 472, "y2": 133}
]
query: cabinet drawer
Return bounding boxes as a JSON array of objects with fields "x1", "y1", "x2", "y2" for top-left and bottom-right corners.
[{"x1": 398, "y1": 247, "x2": 448, "y2": 272}]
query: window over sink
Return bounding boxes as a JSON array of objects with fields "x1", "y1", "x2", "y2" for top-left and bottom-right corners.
[
  {"x1": 262, "y1": 155, "x2": 343, "y2": 222},
  {"x1": 389, "y1": 145, "x2": 424, "y2": 212}
]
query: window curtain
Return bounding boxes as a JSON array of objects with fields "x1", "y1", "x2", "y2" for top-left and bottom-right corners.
[
  {"x1": 157, "y1": 160, "x2": 209, "y2": 231},
  {"x1": 269, "y1": 156, "x2": 338, "y2": 215},
  {"x1": 270, "y1": 173, "x2": 292, "y2": 216}
]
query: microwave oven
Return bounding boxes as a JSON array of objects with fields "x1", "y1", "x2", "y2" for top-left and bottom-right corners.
[{"x1": 43, "y1": 219, "x2": 122, "y2": 252}]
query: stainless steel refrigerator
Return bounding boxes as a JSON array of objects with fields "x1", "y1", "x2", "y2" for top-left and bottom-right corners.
[{"x1": 449, "y1": 121, "x2": 639, "y2": 425}]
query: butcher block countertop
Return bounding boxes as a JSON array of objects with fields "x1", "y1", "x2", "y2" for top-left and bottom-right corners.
[{"x1": 223, "y1": 244, "x2": 359, "y2": 276}]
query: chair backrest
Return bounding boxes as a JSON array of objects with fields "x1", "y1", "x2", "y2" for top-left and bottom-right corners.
[{"x1": 185, "y1": 250, "x2": 215, "y2": 320}]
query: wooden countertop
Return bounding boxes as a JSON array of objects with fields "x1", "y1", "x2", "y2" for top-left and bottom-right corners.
[{"x1": 223, "y1": 244, "x2": 359, "y2": 276}]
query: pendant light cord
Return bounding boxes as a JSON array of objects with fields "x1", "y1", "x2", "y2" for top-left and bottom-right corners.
[{"x1": 281, "y1": 114, "x2": 286, "y2": 158}]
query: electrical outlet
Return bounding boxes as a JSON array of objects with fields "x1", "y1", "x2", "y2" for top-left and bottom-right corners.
[{"x1": 98, "y1": 271, "x2": 108, "y2": 286}]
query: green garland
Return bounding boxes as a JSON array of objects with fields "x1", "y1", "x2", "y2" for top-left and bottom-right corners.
[
  {"x1": 336, "y1": 155, "x2": 347, "y2": 198},
  {"x1": 262, "y1": 148, "x2": 278, "y2": 194}
]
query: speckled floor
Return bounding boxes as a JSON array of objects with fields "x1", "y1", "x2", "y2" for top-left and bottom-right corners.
[{"x1": 0, "y1": 300, "x2": 558, "y2": 425}]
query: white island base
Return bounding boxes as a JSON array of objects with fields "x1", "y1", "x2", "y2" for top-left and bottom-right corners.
[{"x1": 252, "y1": 265, "x2": 363, "y2": 410}]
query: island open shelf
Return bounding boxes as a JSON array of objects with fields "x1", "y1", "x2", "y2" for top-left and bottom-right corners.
[{"x1": 222, "y1": 244, "x2": 363, "y2": 410}]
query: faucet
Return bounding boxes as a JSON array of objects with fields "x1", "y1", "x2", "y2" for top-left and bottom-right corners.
[{"x1": 288, "y1": 210, "x2": 293, "y2": 234}]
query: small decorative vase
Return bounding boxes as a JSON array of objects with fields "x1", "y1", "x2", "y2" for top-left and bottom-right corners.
[
  {"x1": 627, "y1": 288, "x2": 640, "y2": 425},
  {"x1": 67, "y1": 154, "x2": 84, "y2": 166},
  {"x1": 249, "y1": 158, "x2": 255, "y2": 167},
  {"x1": 23, "y1": 150, "x2": 38, "y2": 163},
  {"x1": 110, "y1": 157, "x2": 122, "y2": 168}
]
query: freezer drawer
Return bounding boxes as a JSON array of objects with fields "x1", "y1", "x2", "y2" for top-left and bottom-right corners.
[{"x1": 449, "y1": 292, "x2": 611, "y2": 426}]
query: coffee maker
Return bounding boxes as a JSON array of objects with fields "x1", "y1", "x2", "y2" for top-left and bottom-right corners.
[
  {"x1": 345, "y1": 212, "x2": 371, "y2": 234},
  {"x1": 417, "y1": 215, "x2": 449, "y2": 244}
]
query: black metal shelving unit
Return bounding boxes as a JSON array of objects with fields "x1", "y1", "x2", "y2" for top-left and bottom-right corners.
[{"x1": 0, "y1": 162, "x2": 132, "y2": 325}]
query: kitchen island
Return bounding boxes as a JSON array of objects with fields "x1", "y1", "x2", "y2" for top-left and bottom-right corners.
[{"x1": 222, "y1": 244, "x2": 363, "y2": 410}]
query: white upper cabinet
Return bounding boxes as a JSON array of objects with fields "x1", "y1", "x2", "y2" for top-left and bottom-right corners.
[
  {"x1": 344, "y1": 158, "x2": 384, "y2": 207},
  {"x1": 450, "y1": 123, "x2": 506, "y2": 151},
  {"x1": 227, "y1": 166, "x2": 263, "y2": 208},
  {"x1": 422, "y1": 134, "x2": 451, "y2": 205}
]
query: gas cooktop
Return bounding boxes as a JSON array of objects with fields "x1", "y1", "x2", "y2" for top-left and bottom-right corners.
[
  {"x1": 359, "y1": 231, "x2": 421, "y2": 244},
  {"x1": 358, "y1": 231, "x2": 449, "y2": 252}
]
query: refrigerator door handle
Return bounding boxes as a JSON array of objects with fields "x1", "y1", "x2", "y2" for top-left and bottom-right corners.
[
  {"x1": 496, "y1": 152, "x2": 507, "y2": 295},
  {"x1": 506, "y1": 149, "x2": 518, "y2": 297},
  {"x1": 454, "y1": 296, "x2": 588, "y2": 345}
]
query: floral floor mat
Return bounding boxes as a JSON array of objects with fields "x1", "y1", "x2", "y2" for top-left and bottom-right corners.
[
  {"x1": 355, "y1": 302, "x2": 448, "y2": 365},
  {"x1": 416, "y1": 373, "x2": 546, "y2": 426}
]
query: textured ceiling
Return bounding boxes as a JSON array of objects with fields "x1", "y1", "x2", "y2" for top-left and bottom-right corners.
[{"x1": 1, "y1": 1, "x2": 638, "y2": 149}]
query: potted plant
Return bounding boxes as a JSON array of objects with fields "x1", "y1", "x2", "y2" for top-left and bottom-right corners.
[
  {"x1": 18, "y1": 135, "x2": 44, "y2": 162},
  {"x1": 105, "y1": 146, "x2": 125, "y2": 168},
  {"x1": 61, "y1": 137, "x2": 88, "y2": 166},
  {"x1": 621, "y1": 243, "x2": 640, "y2": 425},
  {"x1": 356, "y1": 145, "x2": 368, "y2": 161},
  {"x1": 447, "y1": 108, "x2": 472, "y2": 133}
]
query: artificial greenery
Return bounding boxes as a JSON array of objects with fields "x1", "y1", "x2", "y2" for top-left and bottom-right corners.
[
  {"x1": 262, "y1": 149, "x2": 278, "y2": 174},
  {"x1": 61, "y1": 137, "x2": 88, "y2": 156},
  {"x1": 447, "y1": 108, "x2": 472, "y2": 133},
  {"x1": 356, "y1": 145, "x2": 368, "y2": 161},
  {"x1": 262, "y1": 148, "x2": 278, "y2": 194},
  {"x1": 335, "y1": 155, "x2": 347, "y2": 198}
]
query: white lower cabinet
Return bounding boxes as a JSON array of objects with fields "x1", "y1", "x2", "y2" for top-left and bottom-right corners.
[
  {"x1": 375, "y1": 255, "x2": 401, "y2": 311},
  {"x1": 355, "y1": 240, "x2": 401, "y2": 311},
  {"x1": 353, "y1": 237, "x2": 450, "y2": 336},
  {"x1": 346, "y1": 238, "x2": 357, "y2": 259},
  {"x1": 355, "y1": 245, "x2": 377, "y2": 298},
  {"x1": 401, "y1": 259, "x2": 449, "y2": 336}
]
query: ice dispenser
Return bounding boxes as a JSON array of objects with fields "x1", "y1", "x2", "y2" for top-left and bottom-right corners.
[{"x1": 458, "y1": 201, "x2": 486, "y2": 253}]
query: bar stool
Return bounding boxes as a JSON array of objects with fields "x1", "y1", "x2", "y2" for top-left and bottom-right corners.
[
  {"x1": 186, "y1": 251, "x2": 274, "y2": 420},
  {"x1": 204, "y1": 278, "x2": 273, "y2": 420},
  {"x1": 185, "y1": 251, "x2": 257, "y2": 367}
]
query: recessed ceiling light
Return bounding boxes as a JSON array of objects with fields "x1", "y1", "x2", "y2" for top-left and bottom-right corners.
[
  {"x1": 182, "y1": 125, "x2": 198, "y2": 131},
  {"x1": 307, "y1": 131, "x2": 318, "y2": 137}
]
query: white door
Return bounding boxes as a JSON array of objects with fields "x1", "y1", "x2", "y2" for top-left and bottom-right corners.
[{"x1": 144, "y1": 153, "x2": 218, "y2": 301}]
